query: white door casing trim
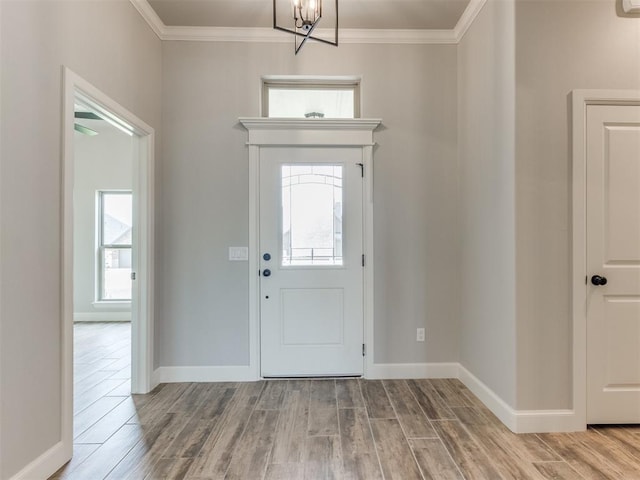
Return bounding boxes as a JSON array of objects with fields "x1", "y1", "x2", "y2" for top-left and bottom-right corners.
[
  {"x1": 571, "y1": 89, "x2": 640, "y2": 432},
  {"x1": 62, "y1": 67, "x2": 156, "y2": 460},
  {"x1": 239, "y1": 118, "x2": 380, "y2": 380}
]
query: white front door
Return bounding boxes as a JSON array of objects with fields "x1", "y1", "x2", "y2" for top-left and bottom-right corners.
[
  {"x1": 586, "y1": 104, "x2": 640, "y2": 423},
  {"x1": 259, "y1": 147, "x2": 364, "y2": 377}
]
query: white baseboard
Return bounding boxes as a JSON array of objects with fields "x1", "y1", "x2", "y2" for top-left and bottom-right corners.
[
  {"x1": 512, "y1": 409, "x2": 583, "y2": 433},
  {"x1": 458, "y1": 365, "x2": 582, "y2": 433},
  {"x1": 9, "y1": 441, "x2": 71, "y2": 480},
  {"x1": 458, "y1": 365, "x2": 517, "y2": 430},
  {"x1": 153, "y1": 365, "x2": 258, "y2": 384},
  {"x1": 366, "y1": 362, "x2": 459, "y2": 379},
  {"x1": 74, "y1": 312, "x2": 131, "y2": 322}
]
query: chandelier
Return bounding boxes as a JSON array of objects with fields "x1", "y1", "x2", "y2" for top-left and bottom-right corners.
[{"x1": 273, "y1": 0, "x2": 338, "y2": 54}]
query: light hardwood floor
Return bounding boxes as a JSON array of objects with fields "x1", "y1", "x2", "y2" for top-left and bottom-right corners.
[{"x1": 52, "y1": 322, "x2": 640, "y2": 480}]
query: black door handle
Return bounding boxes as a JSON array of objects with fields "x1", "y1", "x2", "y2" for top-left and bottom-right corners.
[
  {"x1": 591, "y1": 275, "x2": 607, "y2": 286},
  {"x1": 263, "y1": 269, "x2": 271, "y2": 277}
]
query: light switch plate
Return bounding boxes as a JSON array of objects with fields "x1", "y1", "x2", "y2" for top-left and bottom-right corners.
[{"x1": 229, "y1": 247, "x2": 249, "y2": 261}]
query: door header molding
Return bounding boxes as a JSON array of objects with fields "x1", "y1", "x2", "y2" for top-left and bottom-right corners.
[{"x1": 239, "y1": 118, "x2": 381, "y2": 146}]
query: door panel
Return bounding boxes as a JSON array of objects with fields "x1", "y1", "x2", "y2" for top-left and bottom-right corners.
[
  {"x1": 260, "y1": 147, "x2": 363, "y2": 377},
  {"x1": 586, "y1": 104, "x2": 640, "y2": 423},
  {"x1": 281, "y1": 288, "x2": 344, "y2": 345}
]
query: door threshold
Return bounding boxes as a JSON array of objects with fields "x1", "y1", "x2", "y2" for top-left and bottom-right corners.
[{"x1": 262, "y1": 375, "x2": 362, "y2": 379}]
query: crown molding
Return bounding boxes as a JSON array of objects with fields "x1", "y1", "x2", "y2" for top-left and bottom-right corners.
[
  {"x1": 129, "y1": 0, "x2": 486, "y2": 45},
  {"x1": 129, "y1": 0, "x2": 165, "y2": 38},
  {"x1": 160, "y1": 27, "x2": 459, "y2": 44},
  {"x1": 454, "y1": 0, "x2": 488, "y2": 42},
  {"x1": 623, "y1": 0, "x2": 640, "y2": 13}
]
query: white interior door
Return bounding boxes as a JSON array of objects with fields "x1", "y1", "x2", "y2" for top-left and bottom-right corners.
[
  {"x1": 586, "y1": 104, "x2": 640, "y2": 423},
  {"x1": 260, "y1": 147, "x2": 364, "y2": 377}
]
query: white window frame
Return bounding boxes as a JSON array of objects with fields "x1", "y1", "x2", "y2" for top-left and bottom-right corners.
[
  {"x1": 96, "y1": 190, "x2": 133, "y2": 302},
  {"x1": 262, "y1": 76, "x2": 361, "y2": 119}
]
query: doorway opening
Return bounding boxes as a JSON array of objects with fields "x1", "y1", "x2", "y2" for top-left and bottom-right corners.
[
  {"x1": 62, "y1": 67, "x2": 155, "y2": 459},
  {"x1": 72, "y1": 99, "x2": 134, "y2": 442}
]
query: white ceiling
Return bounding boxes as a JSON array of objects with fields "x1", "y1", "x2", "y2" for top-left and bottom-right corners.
[{"x1": 146, "y1": 0, "x2": 472, "y2": 30}]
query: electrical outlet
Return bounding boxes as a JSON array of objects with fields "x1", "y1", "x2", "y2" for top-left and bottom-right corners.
[{"x1": 416, "y1": 328, "x2": 425, "y2": 342}]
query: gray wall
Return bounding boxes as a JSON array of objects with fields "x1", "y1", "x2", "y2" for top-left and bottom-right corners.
[
  {"x1": 514, "y1": 0, "x2": 640, "y2": 410},
  {"x1": 456, "y1": 0, "x2": 640, "y2": 412},
  {"x1": 458, "y1": 0, "x2": 517, "y2": 407},
  {"x1": 158, "y1": 41, "x2": 460, "y2": 368},
  {"x1": 74, "y1": 124, "x2": 133, "y2": 318},
  {"x1": 0, "y1": 1, "x2": 161, "y2": 477}
]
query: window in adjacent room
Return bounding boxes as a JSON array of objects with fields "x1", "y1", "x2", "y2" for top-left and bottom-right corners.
[
  {"x1": 262, "y1": 77, "x2": 360, "y2": 119},
  {"x1": 97, "y1": 191, "x2": 133, "y2": 301}
]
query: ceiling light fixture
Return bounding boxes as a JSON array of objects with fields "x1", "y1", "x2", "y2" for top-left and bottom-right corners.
[{"x1": 273, "y1": 0, "x2": 338, "y2": 54}]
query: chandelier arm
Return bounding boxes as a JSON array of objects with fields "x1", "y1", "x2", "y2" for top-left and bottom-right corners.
[
  {"x1": 273, "y1": 0, "x2": 338, "y2": 53},
  {"x1": 294, "y1": 19, "x2": 319, "y2": 54}
]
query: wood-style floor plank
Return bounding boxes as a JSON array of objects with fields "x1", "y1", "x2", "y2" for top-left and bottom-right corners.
[
  {"x1": 339, "y1": 408, "x2": 383, "y2": 480},
  {"x1": 336, "y1": 379, "x2": 365, "y2": 409},
  {"x1": 224, "y1": 409, "x2": 279, "y2": 480},
  {"x1": 106, "y1": 379, "x2": 131, "y2": 397},
  {"x1": 270, "y1": 387, "x2": 310, "y2": 464},
  {"x1": 198, "y1": 385, "x2": 238, "y2": 420},
  {"x1": 533, "y1": 461, "x2": 585, "y2": 480},
  {"x1": 360, "y1": 380, "x2": 395, "y2": 419},
  {"x1": 406, "y1": 379, "x2": 456, "y2": 420},
  {"x1": 264, "y1": 463, "x2": 305, "y2": 480},
  {"x1": 303, "y1": 435, "x2": 343, "y2": 480},
  {"x1": 73, "y1": 396, "x2": 125, "y2": 440},
  {"x1": 536, "y1": 432, "x2": 622, "y2": 480},
  {"x1": 51, "y1": 323, "x2": 640, "y2": 480},
  {"x1": 132, "y1": 382, "x2": 191, "y2": 426},
  {"x1": 383, "y1": 379, "x2": 437, "y2": 439},
  {"x1": 408, "y1": 438, "x2": 463, "y2": 480},
  {"x1": 256, "y1": 380, "x2": 287, "y2": 410},
  {"x1": 185, "y1": 382, "x2": 266, "y2": 478},
  {"x1": 451, "y1": 406, "x2": 547, "y2": 480},
  {"x1": 59, "y1": 424, "x2": 144, "y2": 480},
  {"x1": 308, "y1": 380, "x2": 339, "y2": 436},
  {"x1": 50, "y1": 444, "x2": 100, "y2": 479},
  {"x1": 429, "y1": 379, "x2": 475, "y2": 408},
  {"x1": 75, "y1": 396, "x2": 137, "y2": 444},
  {"x1": 105, "y1": 412, "x2": 192, "y2": 480},
  {"x1": 310, "y1": 379, "x2": 337, "y2": 409},
  {"x1": 369, "y1": 418, "x2": 423, "y2": 480},
  {"x1": 432, "y1": 419, "x2": 504, "y2": 480},
  {"x1": 74, "y1": 378, "x2": 129, "y2": 415},
  {"x1": 591, "y1": 426, "x2": 640, "y2": 462}
]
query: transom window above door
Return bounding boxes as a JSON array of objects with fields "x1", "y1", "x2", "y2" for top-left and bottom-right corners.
[{"x1": 262, "y1": 76, "x2": 360, "y2": 119}]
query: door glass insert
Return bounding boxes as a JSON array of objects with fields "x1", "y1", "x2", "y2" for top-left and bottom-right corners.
[{"x1": 282, "y1": 165, "x2": 343, "y2": 266}]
